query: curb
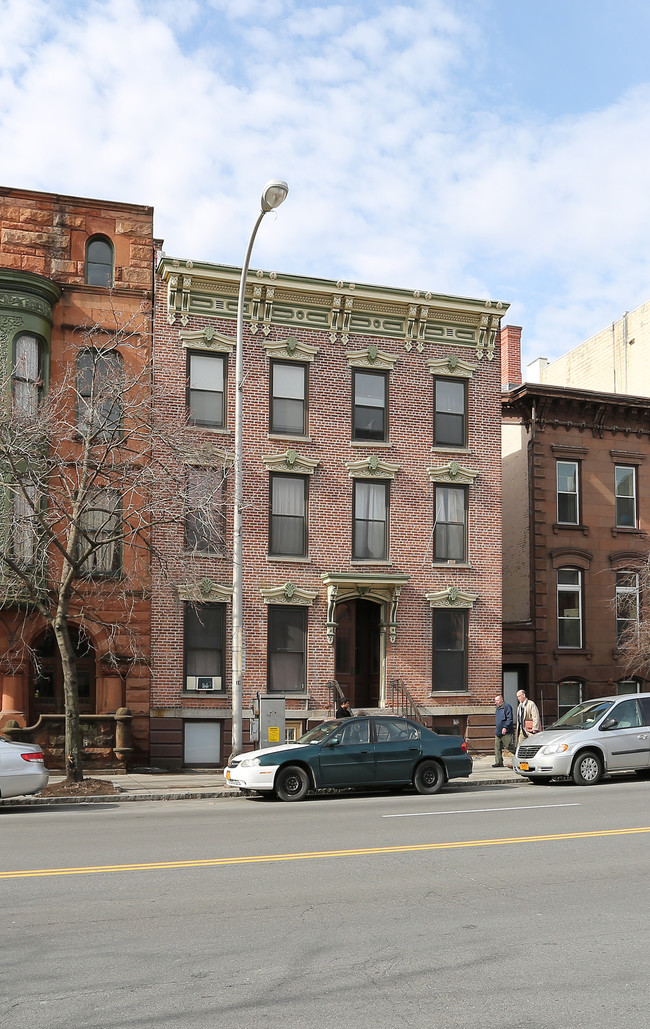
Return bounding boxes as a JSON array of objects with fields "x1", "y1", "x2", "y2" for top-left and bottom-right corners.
[{"x1": 0, "y1": 776, "x2": 525, "y2": 807}]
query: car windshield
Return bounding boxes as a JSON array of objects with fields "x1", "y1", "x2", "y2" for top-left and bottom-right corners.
[
  {"x1": 298, "y1": 721, "x2": 341, "y2": 745},
  {"x1": 550, "y1": 700, "x2": 614, "y2": 730}
]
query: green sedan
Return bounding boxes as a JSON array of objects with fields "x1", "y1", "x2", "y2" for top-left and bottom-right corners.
[{"x1": 225, "y1": 715, "x2": 472, "y2": 801}]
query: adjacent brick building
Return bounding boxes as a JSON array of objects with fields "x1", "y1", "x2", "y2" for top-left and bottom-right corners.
[
  {"x1": 0, "y1": 187, "x2": 156, "y2": 765},
  {"x1": 502, "y1": 327, "x2": 650, "y2": 724},
  {"x1": 152, "y1": 257, "x2": 509, "y2": 766}
]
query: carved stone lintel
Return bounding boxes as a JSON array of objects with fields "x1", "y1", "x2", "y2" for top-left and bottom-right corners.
[
  {"x1": 426, "y1": 586, "x2": 477, "y2": 609},
  {"x1": 260, "y1": 582, "x2": 318, "y2": 606}
]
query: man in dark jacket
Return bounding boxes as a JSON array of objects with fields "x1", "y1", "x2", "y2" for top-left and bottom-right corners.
[
  {"x1": 336, "y1": 698, "x2": 352, "y2": 718},
  {"x1": 494, "y1": 694, "x2": 515, "y2": 766}
]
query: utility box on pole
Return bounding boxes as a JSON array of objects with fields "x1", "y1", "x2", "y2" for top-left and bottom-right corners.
[{"x1": 250, "y1": 694, "x2": 286, "y2": 749}]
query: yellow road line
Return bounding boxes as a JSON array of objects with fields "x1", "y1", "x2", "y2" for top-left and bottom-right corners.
[{"x1": 3, "y1": 826, "x2": 649, "y2": 880}]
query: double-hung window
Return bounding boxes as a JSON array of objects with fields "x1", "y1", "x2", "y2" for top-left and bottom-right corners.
[
  {"x1": 85, "y1": 236, "x2": 114, "y2": 287},
  {"x1": 77, "y1": 348, "x2": 123, "y2": 440},
  {"x1": 558, "y1": 681, "x2": 582, "y2": 720},
  {"x1": 434, "y1": 378, "x2": 466, "y2": 447},
  {"x1": 269, "y1": 474, "x2": 307, "y2": 557},
  {"x1": 270, "y1": 361, "x2": 307, "y2": 435},
  {"x1": 268, "y1": 606, "x2": 306, "y2": 692},
  {"x1": 557, "y1": 569, "x2": 582, "y2": 648},
  {"x1": 353, "y1": 480, "x2": 388, "y2": 560},
  {"x1": 434, "y1": 485, "x2": 467, "y2": 562},
  {"x1": 184, "y1": 604, "x2": 225, "y2": 689},
  {"x1": 353, "y1": 370, "x2": 387, "y2": 442},
  {"x1": 556, "y1": 461, "x2": 579, "y2": 524},
  {"x1": 12, "y1": 334, "x2": 43, "y2": 417},
  {"x1": 188, "y1": 352, "x2": 226, "y2": 428},
  {"x1": 615, "y1": 465, "x2": 636, "y2": 528},
  {"x1": 616, "y1": 571, "x2": 639, "y2": 645},
  {"x1": 78, "y1": 488, "x2": 122, "y2": 576},
  {"x1": 432, "y1": 609, "x2": 467, "y2": 692},
  {"x1": 184, "y1": 467, "x2": 225, "y2": 553}
]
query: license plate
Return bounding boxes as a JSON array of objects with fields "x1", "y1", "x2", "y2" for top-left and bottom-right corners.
[{"x1": 519, "y1": 761, "x2": 529, "y2": 771}]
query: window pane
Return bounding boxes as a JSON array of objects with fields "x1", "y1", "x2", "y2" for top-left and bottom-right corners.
[
  {"x1": 271, "y1": 364, "x2": 306, "y2": 434},
  {"x1": 190, "y1": 354, "x2": 224, "y2": 391},
  {"x1": 273, "y1": 363, "x2": 304, "y2": 400},
  {"x1": 557, "y1": 462, "x2": 577, "y2": 493},
  {"x1": 268, "y1": 607, "x2": 306, "y2": 692},
  {"x1": 433, "y1": 610, "x2": 467, "y2": 691},
  {"x1": 270, "y1": 476, "x2": 306, "y2": 555},
  {"x1": 185, "y1": 605, "x2": 224, "y2": 677},
  {"x1": 354, "y1": 371, "x2": 386, "y2": 441},
  {"x1": 616, "y1": 496, "x2": 635, "y2": 528},
  {"x1": 13, "y1": 335, "x2": 41, "y2": 416},
  {"x1": 436, "y1": 380, "x2": 464, "y2": 414},
  {"x1": 615, "y1": 466, "x2": 634, "y2": 497},
  {"x1": 558, "y1": 569, "x2": 580, "y2": 586},
  {"x1": 86, "y1": 238, "x2": 113, "y2": 286},
  {"x1": 435, "y1": 486, "x2": 466, "y2": 561},
  {"x1": 189, "y1": 354, "x2": 225, "y2": 427},
  {"x1": 353, "y1": 481, "x2": 387, "y2": 560}
]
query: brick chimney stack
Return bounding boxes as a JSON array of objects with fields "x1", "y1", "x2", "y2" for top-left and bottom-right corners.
[{"x1": 500, "y1": 324, "x2": 522, "y2": 390}]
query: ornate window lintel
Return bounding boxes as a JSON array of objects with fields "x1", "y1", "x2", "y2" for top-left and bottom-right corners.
[
  {"x1": 426, "y1": 355, "x2": 477, "y2": 379},
  {"x1": 260, "y1": 582, "x2": 318, "y2": 606},
  {"x1": 263, "y1": 450, "x2": 319, "y2": 475},
  {"x1": 426, "y1": 587, "x2": 477, "y2": 609},
  {"x1": 178, "y1": 579, "x2": 233, "y2": 603},
  {"x1": 346, "y1": 345, "x2": 398, "y2": 370},
  {"x1": 179, "y1": 326, "x2": 235, "y2": 353},
  {"x1": 346, "y1": 456, "x2": 399, "y2": 479},
  {"x1": 427, "y1": 462, "x2": 478, "y2": 485},
  {"x1": 262, "y1": 336, "x2": 319, "y2": 362}
]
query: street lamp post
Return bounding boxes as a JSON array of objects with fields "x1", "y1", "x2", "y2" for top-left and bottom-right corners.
[{"x1": 231, "y1": 179, "x2": 289, "y2": 758}]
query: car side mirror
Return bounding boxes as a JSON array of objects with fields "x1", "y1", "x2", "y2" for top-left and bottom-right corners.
[
  {"x1": 325, "y1": 738, "x2": 340, "y2": 748},
  {"x1": 600, "y1": 717, "x2": 618, "y2": 731}
]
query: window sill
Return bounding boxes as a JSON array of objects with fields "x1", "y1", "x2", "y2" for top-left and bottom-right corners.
[
  {"x1": 431, "y1": 561, "x2": 471, "y2": 568},
  {"x1": 349, "y1": 440, "x2": 392, "y2": 448},
  {"x1": 552, "y1": 522, "x2": 589, "y2": 536},
  {"x1": 266, "y1": 555, "x2": 312, "y2": 563},
  {"x1": 552, "y1": 648, "x2": 593, "y2": 660},
  {"x1": 182, "y1": 550, "x2": 226, "y2": 558},
  {"x1": 182, "y1": 691, "x2": 227, "y2": 697},
  {"x1": 268, "y1": 433, "x2": 311, "y2": 443},
  {"x1": 430, "y1": 691, "x2": 469, "y2": 696},
  {"x1": 431, "y1": 445, "x2": 470, "y2": 454},
  {"x1": 187, "y1": 424, "x2": 231, "y2": 436},
  {"x1": 611, "y1": 526, "x2": 645, "y2": 537},
  {"x1": 351, "y1": 559, "x2": 392, "y2": 565}
]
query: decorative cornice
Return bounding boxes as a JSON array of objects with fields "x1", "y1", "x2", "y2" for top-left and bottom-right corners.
[
  {"x1": 426, "y1": 587, "x2": 477, "y2": 609},
  {"x1": 427, "y1": 355, "x2": 477, "y2": 379},
  {"x1": 346, "y1": 345, "x2": 398, "y2": 370},
  {"x1": 261, "y1": 335, "x2": 319, "y2": 362},
  {"x1": 157, "y1": 257, "x2": 509, "y2": 346},
  {"x1": 178, "y1": 579, "x2": 233, "y2": 603},
  {"x1": 179, "y1": 326, "x2": 235, "y2": 353},
  {"x1": 260, "y1": 582, "x2": 318, "y2": 606},
  {"x1": 346, "y1": 455, "x2": 399, "y2": 479},
  {"x1": 263, "y1": 449, "x2": 320, "y2": 474},
  {"x1": 427, "y1": 462, "x2": 478, "y2": 484}
]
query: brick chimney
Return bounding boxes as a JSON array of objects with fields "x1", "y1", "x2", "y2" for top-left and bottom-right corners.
[{"x1": 500, "y1": 324, "x2": 522, "y2": 390}]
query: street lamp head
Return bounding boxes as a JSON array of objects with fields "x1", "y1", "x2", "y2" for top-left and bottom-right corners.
[{"x1": 261, "y1": 179, "x2": 289, "y2": 212}]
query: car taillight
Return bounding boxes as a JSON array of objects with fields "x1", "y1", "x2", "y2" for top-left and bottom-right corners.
[
  {"x1": 460, "y1": 740, "x2": 468, "y2": 752},
  {"x1": 21, "y1": 751, "x2": 44, "y2": 763}
]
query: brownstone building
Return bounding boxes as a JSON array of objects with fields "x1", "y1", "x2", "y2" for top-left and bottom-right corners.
[
  {"x1": 502, "y1": 328, "x2": 650, "y2": 724},
  {"x1": 0, "y1": 186, "x2": 156, "y2": 765},
  {"x1": 151, "y1": 258, "x2": 508, "y2": 766}
]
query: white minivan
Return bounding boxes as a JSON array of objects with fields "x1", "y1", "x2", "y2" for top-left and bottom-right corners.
[{"x1": 514, "y1": 693, "x2": 650, "y2": 785}]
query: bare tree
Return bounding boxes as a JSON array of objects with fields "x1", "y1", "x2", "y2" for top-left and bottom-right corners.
[{"x1": 0, "y1": 301, "x2": 227, "y2": 781}]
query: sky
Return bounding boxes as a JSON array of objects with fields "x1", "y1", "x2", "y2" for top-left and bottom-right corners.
[{"x1": 1, "y1": 0, "x2": 650, "y2": 371}]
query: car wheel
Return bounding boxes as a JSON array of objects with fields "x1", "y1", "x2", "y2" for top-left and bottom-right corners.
[
  {"x1": 414, "y1": 759, "x2": 445, "y2": 795},
  {"x1": 572, "y1": 750, "x2": 603, "y2": 786},
  {"x1": 275, "y1": 765, "x2": 310, "y2": 802}
]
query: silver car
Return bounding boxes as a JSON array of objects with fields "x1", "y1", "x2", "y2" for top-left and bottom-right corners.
[
  {"x1": 514, "y1": 693, "x2": 650, "y2": 785},
  {"x1": 0, "y1": 736, "x2": 49, "y2": 799}
]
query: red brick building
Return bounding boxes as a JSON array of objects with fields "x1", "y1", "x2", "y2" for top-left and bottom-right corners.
[
  {"x1": 152, "y1": 258, "x2": 508, "y2": 766},
  {"x1": 0, "y1": 187, "x2": 156, "y2": 765},
  {"x1": 502, "y1": 328, "x2": 650, "y2": 724}
]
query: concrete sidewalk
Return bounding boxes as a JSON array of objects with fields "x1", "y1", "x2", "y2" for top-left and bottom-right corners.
[{"x1": 1, "y1": 756, "x2": 524, "y2": 806}]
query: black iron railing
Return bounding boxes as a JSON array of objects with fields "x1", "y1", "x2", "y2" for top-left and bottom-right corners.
[{"x1": 388, "y1": 678, "x2": 425, "y2": 724}]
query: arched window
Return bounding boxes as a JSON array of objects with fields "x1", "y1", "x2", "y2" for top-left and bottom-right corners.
[
  {"x1": 85, "y1": 235, "x2": 114, "y2": 287},
  {"x1": 12, "y1": 333, "x2": 43, "y2": 415}
]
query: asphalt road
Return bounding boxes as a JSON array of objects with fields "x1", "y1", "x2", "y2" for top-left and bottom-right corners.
[{"x1": 3, "y1": 775, "x2": 650, "y2": 1029}]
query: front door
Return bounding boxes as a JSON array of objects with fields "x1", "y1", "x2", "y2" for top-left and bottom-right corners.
[
  {"x1": 335, "y1": 599, "x2": 381, "y2": 709},
  {"x1": 30, "y1": 628, "x2": 96, "y2": 724}
]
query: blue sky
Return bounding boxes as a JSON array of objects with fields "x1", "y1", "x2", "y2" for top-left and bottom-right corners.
[{"x1": 1, "y1": 0, "x2": 650, "y2": 371}]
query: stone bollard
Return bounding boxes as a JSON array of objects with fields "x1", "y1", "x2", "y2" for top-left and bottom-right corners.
[{"x1": 114, "y1": 707, "x2": 133, "y2": 767}]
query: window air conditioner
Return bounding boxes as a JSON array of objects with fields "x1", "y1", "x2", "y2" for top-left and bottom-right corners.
[{"x1": 186, "y1": 676, "x2": 222, "y2": 691}]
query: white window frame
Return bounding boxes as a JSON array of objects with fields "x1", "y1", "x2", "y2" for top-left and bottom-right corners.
[
  {"x1": 557, "y1": 568, "x2": 583, "y2": 649},
  {"x1": 556, "y1": 460, "x2": 579, "y2": 525}
]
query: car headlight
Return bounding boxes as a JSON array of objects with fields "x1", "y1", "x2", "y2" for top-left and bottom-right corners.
[
  {"x1": 240, "y1": 757, "x2": 261, "y2": 768},
  {"x1": 540, "y1": 743, "x2": 569, "y2": 756}
]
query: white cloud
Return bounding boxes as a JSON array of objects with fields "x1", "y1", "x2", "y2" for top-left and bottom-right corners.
[{"x1": 1, "y1": 0, "x2": 650, "y2": 371}]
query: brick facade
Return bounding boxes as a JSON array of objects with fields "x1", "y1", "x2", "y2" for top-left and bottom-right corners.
[
  {"x1": 152, "y1": 259, "x2": 507, "y2": 766},
  {"x1": 503, "y1": 381, "x2": 650, "y2": 724},
  {"x1": 0, "y1": 187, "x2": 155, "y2": 765}
]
